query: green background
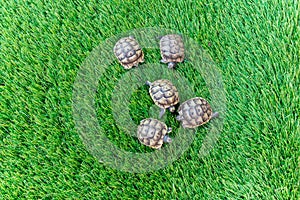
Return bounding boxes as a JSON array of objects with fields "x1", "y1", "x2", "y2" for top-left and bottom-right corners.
[{"x1": 1, "y1": 0, "x2": 299, "y2": 199}]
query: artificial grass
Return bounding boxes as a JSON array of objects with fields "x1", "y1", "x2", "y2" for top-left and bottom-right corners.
[{"x1": 1, "y1": 0, "x2": 299, "y2": 199}]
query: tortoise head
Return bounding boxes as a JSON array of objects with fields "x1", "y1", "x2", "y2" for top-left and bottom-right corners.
[{"x1": 212, "y1": 112, "x2": 220, "y2": 119}]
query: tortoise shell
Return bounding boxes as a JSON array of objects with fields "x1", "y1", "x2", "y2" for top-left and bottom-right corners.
[
  {"x1": 113, "y1": 36, "x2": 144, "y2": 69},
  {"x1": 176, "y1": 97, "x2": 219, "y2": 128},
  {"x1": 147, "y1": 79, "x2": 179, "y2": 111},
  {"x1": 137, "y1": 118, "x2": 172, "y2": 149},
  {"x1": 160, "y1": 34, "x2": 185, "y2": 68}
]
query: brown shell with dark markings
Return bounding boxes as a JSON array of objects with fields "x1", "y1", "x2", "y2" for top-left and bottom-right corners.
[
  {"x1": 113, "y1": 36, "x2": 144, "y2": 69},
  {"x1": 160, "y1": 34, "x2": 185, "y2": 68},
  {"x1": 148, "y1": 79, "x2": 179, "y2": 109},
  {"x1": 137, "y1": 118, "x2": 172, "y2": 149},
  {"x1": 176, "y1": 97, "x2": 216, "y2": 128}
]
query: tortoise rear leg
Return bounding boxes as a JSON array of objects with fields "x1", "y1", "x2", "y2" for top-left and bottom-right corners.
[
  {"x1": 159, "y1": 108, "x2": 166, "y2": 118},
  {"x1": 176, "y1": 115, "x2": 183, "y2": 121},
  {"x1": 163, "y1": 135, "x2": 172, "y2": 143},
  {"x1": 168, "y1": 106, "x2": 176, "y2": 112},
  {"x1": 140, "y1": 52, "x2": 145, "y2": 63}
]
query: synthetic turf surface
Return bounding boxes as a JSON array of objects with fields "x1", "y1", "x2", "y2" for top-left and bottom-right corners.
[{"x1": 1, "y1": 0, "x2": 299, "y2": 199}]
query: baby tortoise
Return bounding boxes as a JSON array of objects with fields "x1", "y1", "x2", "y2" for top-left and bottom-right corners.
[
  {"x1": 137, "y1": 118, "x2": 172, "y2": 149},
  {"x1": 113, "y1": 36, "x2": 144, "y2": 69},
  {"x1": 146, "y1": 79, "x2": 179, "y2": 118},
  {"x1": 176, "y1": 97, "x2": 219, "y2": 128},
  {"x1": 159, "y1": 34, "x2": 185, "y2": 68}
]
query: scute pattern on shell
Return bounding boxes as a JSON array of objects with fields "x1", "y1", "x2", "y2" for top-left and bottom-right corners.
[
  {"x1": 137, "y1": 118, "x2": 168, "y2": 149},
  {"x1": 177, "y1": 97, "x2": 213, "y2": 128},
  {"x1": 113, "y1": 36, "x2": 144, "y2": 69},
  {"x1": 160, "y1": 34, "x2": 185, "y2": 63},
  {"x1": 149, "y1": 79, "x2": 179, "y2": 109}
]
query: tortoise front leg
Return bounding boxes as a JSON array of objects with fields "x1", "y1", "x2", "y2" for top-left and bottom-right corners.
[
  {"x1": 167, "y1": 62, "x2": 176, "y2": 69},
  {"x1": 145, "y1": 81, "x2": 152, "y2": 86},
  {"x1": 160, "y1": 59, "x2": 168, "y2": 63}
]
